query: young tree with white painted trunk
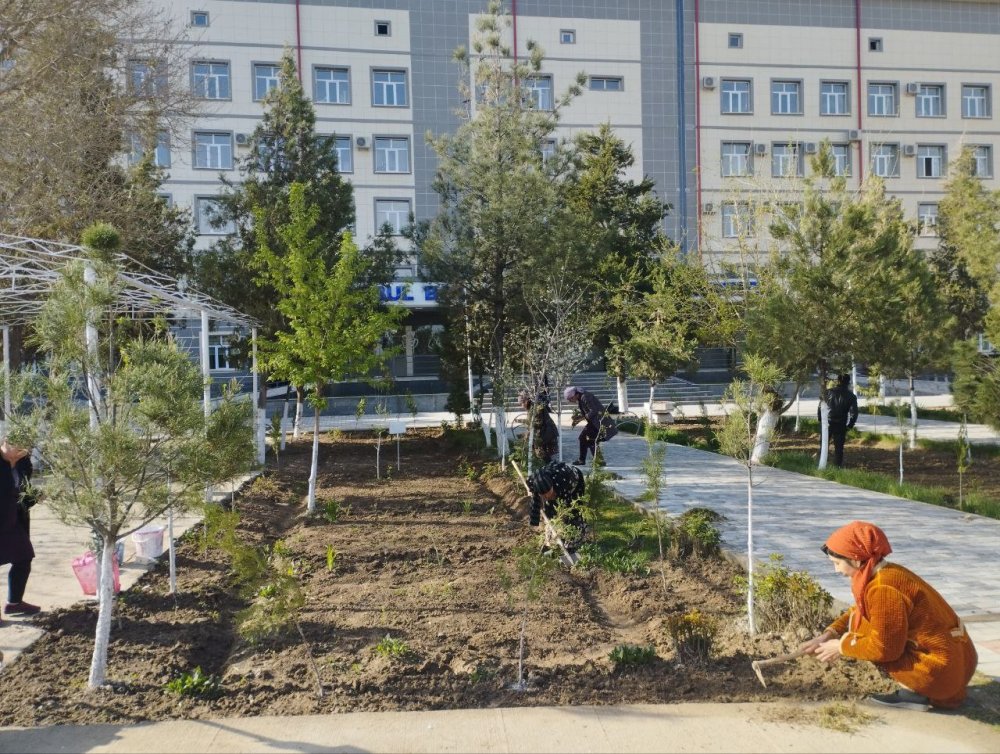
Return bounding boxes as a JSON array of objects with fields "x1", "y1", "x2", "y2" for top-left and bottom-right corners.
[
  {"x1": 252, "y1": 184, "x2": 403, "y2": 512},
  {"x1": 4, "y1": 224, "x2": 254, "y2": 689}
]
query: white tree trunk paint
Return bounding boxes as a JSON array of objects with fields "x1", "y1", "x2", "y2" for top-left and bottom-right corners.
[
  {"x1": 88, "y1": 537, "x2": 115, "y2": 688},
  {"x1": 280, "y1": 400, "x2": 289, "y2": 451},
  {"x1": 647, "y1": 383, "x2": 656, "y2": 425},
  {"x1": 294, "y1": 393, "x2": 303, "y2": 440},
  {"x1": 308, "y1": 408, "x2": 320, "y2": 512},
  {"x1": 2, "y1": 326, "x2": 10, "y2": 434},
  {"x1": 794, "y1": 388, "x2": 801, "y2": 433},
  {"x1": 750, "y1": 408, "x2": 779, "y2": 464},
  {"x1": 818, "y1": 400, "x2": 830, "y2": 470},
  {"x1": 908, "y1": 378, "x2": 918, "y2": 450},
  {"x1": 168, "y1": 505, "x2": 177, "y2": 595},
  {"x1": 746, "y1": 468, "x2": 756, "y2": 635},
  {"x1": 616, "y1": 374, "x2": 629, "y2": 415},
  {"x1": 482, "y1": 406, "x2": 492, "y2": 447}
]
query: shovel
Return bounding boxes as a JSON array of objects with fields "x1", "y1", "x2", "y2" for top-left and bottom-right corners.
[{"x1": 750, "y1": 647, "x2": 810, "y2": 688}]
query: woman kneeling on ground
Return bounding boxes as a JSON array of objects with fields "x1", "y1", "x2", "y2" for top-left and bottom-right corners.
[{"x1": 800, "y1": 520, "x2": 977, "y2": 711}]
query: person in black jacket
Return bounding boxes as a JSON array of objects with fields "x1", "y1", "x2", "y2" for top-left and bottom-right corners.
[
  {"x1": 564, "y1": 386, "x2": 618, "y2": 466},
  {"x1": 0, "y1": 439, "x2": 41, "y2": 618},
  {"x1": 519, "y1": 390, "x2": 559, "y2": 464},
  {"x1": 526, "y1": 461, "x2": 586, "y2": 551},
  {"x1": 818, "y1": 374, "x2": 859, "y2": 468}
]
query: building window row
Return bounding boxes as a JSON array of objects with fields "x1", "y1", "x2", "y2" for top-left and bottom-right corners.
[
  {"x1": 720, "y1": 78, "x2": 993, "y2": 118},
  {"x1": 195, "y1": 195, "x2": 410, "y2": 237},
  {"x1": 719, "y1": 200, "x2": 945, "y2": 239},
  {"x1": 718, "y1": 140, "x2": 992, "y2": 180}
]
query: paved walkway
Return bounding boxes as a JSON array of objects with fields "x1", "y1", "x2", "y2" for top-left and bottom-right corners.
[{"x1": 3, "y1": 402, "x2": 1000, "y2": 752}]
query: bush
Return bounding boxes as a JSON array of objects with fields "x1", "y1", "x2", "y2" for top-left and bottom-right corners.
[
  {"x1": 668, "y1": 508, "x2": 723, "y2": 560},
  {"x1": 374, "y1": 634, "x2": 411, "y2": 659},
  {"x1": 609, "y1": 643, "x2": 657, "y2": 668},
  {"x1": 664, "y1": 610, "x2": 717, "y2": 665},
  {"x1": 164, "y1": 667, "x2": 220, "y2": 697},
  {"x1": 322, "y1": 498, "x2": 345, "y2": 523},
  {"x1": 735, "y1": 554, "x2": 834, "y2": 634}
]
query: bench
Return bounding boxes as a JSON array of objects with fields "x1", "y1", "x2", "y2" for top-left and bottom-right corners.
[{"x1": 643, "y1": 400, "x2": 676, "y2": 425}]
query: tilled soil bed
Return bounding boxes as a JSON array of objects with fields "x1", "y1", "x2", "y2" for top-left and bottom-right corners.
[{"x1": 0, "y1": 429, "x2": 890, "y2": 726}]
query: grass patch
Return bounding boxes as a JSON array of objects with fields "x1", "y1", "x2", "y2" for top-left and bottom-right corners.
[
  {"x1": 964, "y1": 672, "x2": 1000, "y2": 730},
  {"x1": 767, "y1": 451, "x2": 1000, "y2": 520},
  {"x1": 766, "y1": 702, "x2": 877, "y2": 734}
]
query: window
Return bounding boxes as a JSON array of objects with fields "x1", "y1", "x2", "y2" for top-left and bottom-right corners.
[
  {"x1": 540, "y1": 139, "x2": 557, "y2": 163},
  {"x1": 820, "y1": 81, "x2": 849, "y2": 115},
  {"x1": 314, "y1": 66, "x2": 350, "y2": 104},
  {"x1": 374, "y1": 136, "x2": 410, "y2": 173},
  {"x1": 962, "y1": 85, "x2": 990, "y2": 118},
  {"x1": 869, "y1": 37, "x2": 883, "y2": 52},
  {"x1": 870, "y1": 143, "x2": 899, "y2": 177},
  {"x1": 525, "y1": 75, "x2": 553, "y2": 111},
  {"x1": 771, "y1": 80, "x2": 801, "y2": 114},
  {"x1": 589, "y1": 76, "x2": 623, "y2": 92},
  {"x1": 972, "y1": 145, "x2": 993, "y2": 178},
  {"x1": 917, "y1": 145, "x2": 945, "y2": 178},
  {"x1": 721, "y1": 142, "x2": 752, "y2": 177},
  {"x1": 195, "y1": 197, "x2": 234, "y2": 235},
  {"x1": 771, "y1": 143, "x2": 802, "y2": 177},
  {"x1": 158, "y1": 193, "x2": 173, "y2": 207},
  {"x1": 374, "y1": 20, "x2": 391, "y2": 36},
  {"x1": 375, "y1": 199, "x2": 410, "y2": 235},
  {"x1": 253, "y1": 63, "x2": 280, "y2": 101},
  {"x1": 190, "y1": 11, "x2": 209, "y2": 27},
  {"x1": 128, "y1": 131, "x2": 170, "y2": 167},
  {"x1": 192, "y1": 61, "x2": 230, "y2": 100},
  {"x1": 916, "y1": 84, "x2": 944, "y2": 117},
  {"x1": 721, "y1": 79, "x2": 752, "y2": 113},
  {"x1": 372, "y1": 69, "x2": 408, "y2": 106},
  {"x1": 334, "y1": 136, "x2": 353, "y2": 173},
  {"x1": 831, "y1": 143, "x2": 852, "y2": 177},
  {"x1": 208, "y1": 333, "x2": 234, "y2": 371},
  {"x1": 193, "y1": 131, "x2": 233, "y2": 169},
  {"x1": 918, "y1": 203, "x2": 939, "y2": 236},
  {"x1": 128, "y1": 59, "x2": 166, "y2": 98},
  {"x1": 560, "y1": 29, "x2": 576, "y2": 44},
  {"x1": 721, "y1": 202, "x2": 754, "y2": 238},
  {"x1": 728, "y1": 33, "x2": 743, "y2": 49},
  {"x1": 868, "y1": 82, "x2": 897, "y2": 116}
]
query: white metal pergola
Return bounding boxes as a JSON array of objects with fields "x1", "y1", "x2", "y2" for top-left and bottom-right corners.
[{"x1": 0, "y1": 233, "x2": 264, "y2": 462}]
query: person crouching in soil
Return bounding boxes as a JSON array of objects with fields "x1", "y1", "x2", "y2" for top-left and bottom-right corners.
[{"x1": 800, "y1": 520, "x2": 977, "y2": 711}]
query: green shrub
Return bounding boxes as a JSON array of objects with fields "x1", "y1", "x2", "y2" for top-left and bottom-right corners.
[
  {"x1": 322, "y1": 498, "x2": 344, "y2": 523},
  {"x1": 669, "y1": 508, "x2": 723, "y2": 559},
  {"x1": 609, "y1": 643, "x2": 657, "y2": 668},
  {"x1": 374, "y1": 634, "x2": 411, "y2": 659},
  {"x1": 735, "y1": 553, "x2": 834, "y2": 634},
  {"x1": 664, "y1": 610, "x2": 717, "y2": 664},
  {"x1": 164, "y1": 667, "x2": 220, "y2": 697}
]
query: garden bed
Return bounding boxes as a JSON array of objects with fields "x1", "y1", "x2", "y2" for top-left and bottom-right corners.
[{"x1": 0, "y1": 428, "x2": 891, "y2": 726}]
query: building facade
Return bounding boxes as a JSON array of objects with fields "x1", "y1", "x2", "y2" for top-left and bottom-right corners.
[{"x1": 150, "y1": 0, "x2": 1000, "y2": 379}]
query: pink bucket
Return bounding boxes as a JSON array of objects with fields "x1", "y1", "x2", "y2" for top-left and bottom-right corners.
[{"x1": 71, "y1": 551, "x2": 121, "y2": 596}]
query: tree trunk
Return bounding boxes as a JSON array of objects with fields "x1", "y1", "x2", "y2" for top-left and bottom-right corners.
[
  {"x1": 750, "y1": 407, "x2": 779, "y2": 464},
  {"x1": 647, "y1": 383, "x2": 656, "y2": 425},
  {"x1": 168, "y1": 506, "x2": 177, "y2": 595},
  {"x1": 308, "y1": 405, "x2": 320, "y2": 512},
  {"x1": 794, "y1": 388, "x2": 801, "y2": 432},
  {"x1": 526, "y1": 404, "x2": 536, "y2": 475},
  {"x1": 746, "y1": 468, "x2": 756, "y2": 635},
  {"x1": 280, "y1": 400, "x2": 289, "y2": 451},
  {"x1": 908, "y1": 377, "x2": 918, "y2": 450},
  {"x1": 88, "y1": 536, "x2": 116, "y2": 689},
  {"x1": 616, "y1": 374, "x2": 629, "y2": 414},
  {"x1": 817, "y1": 369, "x2": 830, "y2": 470},
  {"x1": 556, "y1": 394, "x2": 564, "y2": 462},
  {"x1": 294, "y1": 386, "x2": 305, "y2": 440}
]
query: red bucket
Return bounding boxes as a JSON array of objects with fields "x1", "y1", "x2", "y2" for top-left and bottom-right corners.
[{"x1": 71, "y1": 551, "x2": 121, "y2": 596}]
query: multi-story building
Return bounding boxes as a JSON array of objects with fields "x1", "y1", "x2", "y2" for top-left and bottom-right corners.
[{"x1": 149, "y1": 0, "x2": 999, "y2": 380}]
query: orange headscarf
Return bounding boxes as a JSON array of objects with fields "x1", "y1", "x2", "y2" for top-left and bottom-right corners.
[{"x1": 824, "y1": 520, "x2": 892, "y2": 630}]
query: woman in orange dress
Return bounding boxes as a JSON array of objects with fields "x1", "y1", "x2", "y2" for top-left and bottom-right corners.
[{"x1": 800, "y1": 520, "x2": 978, "y2": 711}]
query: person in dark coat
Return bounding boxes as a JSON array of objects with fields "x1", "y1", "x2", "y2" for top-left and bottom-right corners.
[
  {"x1": 519, "y1": 390, "x2": 559, "y2": 464},
  {"x1": 564, "y1": 386, "x2": 618, "y2": 466},
  {"x1": 0, "y1": 439, "x2": 40, "y2": 617},
  {"x1": 818, "y1": 374, "x2": 859, "y2": 468},
  {"x1": 526, "y1": 461, "x2": 587, "y2": 551}
]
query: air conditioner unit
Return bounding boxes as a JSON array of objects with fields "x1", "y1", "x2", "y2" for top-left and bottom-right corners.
[
  {"x1": 804, "y1": 142, "x2": 818, "y2": 154},
  {"x1": 902, "y1": 143, "x2": 917, "y2": 157},
  {"x1": 753, "y1": 143, "x2": 768, "y2": 156},
  {"x1": 701, "y1": 76, "x2": 716, "y2": 90},
  {"x1": 848, "y1": 129, "x2": 862, "y2": 141},
  {"x1": 355, "y1": 135, "x2": 370, "y2": 149},
  {"x1": 905, "y1": 82, "x2": 921, "y2": 95},
  {"x1": 702, "y1": 202, "x2": 716, "y2": 214},
  {"x1": 234, "y1": 133, "x2": 250, "y2": 146}
]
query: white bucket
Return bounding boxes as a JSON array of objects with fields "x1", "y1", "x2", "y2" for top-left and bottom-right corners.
[{"x1": 132, "y1": 526, "x2": 166, "y2": 560}]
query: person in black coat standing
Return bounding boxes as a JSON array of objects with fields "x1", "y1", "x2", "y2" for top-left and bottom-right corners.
[
  {"x1": 519, "y1": 390, "x2": 559, "y2": 464},
  {"x1": 0, "y1": 439, "x2": 41, "y2": 618},
  {"x1": 564, "y1": 386, "x2": 618, "y2": 466},
  {"x1": 818, "y1": 374, "x2": 859, "y2": 468}
]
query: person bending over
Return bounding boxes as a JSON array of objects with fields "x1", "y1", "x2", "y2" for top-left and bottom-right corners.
[{"x1": 526, "y1": 461, "x2": 586, "y2": 551}]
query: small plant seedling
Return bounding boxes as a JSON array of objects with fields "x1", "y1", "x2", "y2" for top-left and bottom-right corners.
[
  {"x1": 374, "y1": 634, "x2": 410, "y2": 659},
  {"x1": 609, "y1": 643, "x2": 657, "y2": 668},
  {"x1": 461, "y1": 499, "x2": 474, "y2": 515},
  {"x1": 164, "y1": 667, "x2": 221, "y2": 697},
  {"x1": 322, "y1": 499, "x2": 343, "y2": 523},
  {"x1": 326, "y1": 545, "x2": 337, "y2": 572},
  {"x1": 470, "y1": 664, "x2": 497, "y2": 683},
  {"x1": 664, "y1": 610, "x2": 717, "y2": 665}
]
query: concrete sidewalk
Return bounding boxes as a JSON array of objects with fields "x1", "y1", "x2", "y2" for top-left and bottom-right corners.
[{"x1": 2, "y1": 702, "x2": 999, "y2": 753}]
